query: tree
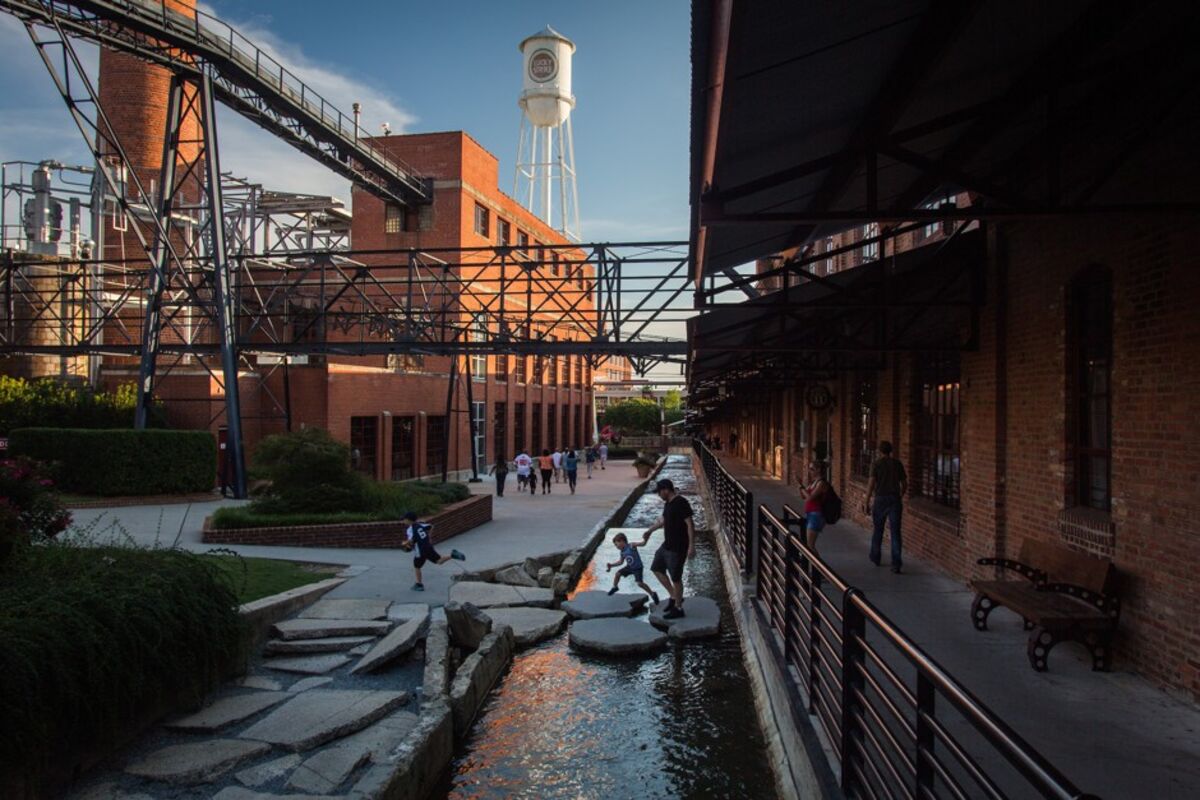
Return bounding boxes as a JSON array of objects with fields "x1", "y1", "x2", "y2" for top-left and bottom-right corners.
[{"x1": 602, "y1": 398, "x2": 662, "y2": 435}]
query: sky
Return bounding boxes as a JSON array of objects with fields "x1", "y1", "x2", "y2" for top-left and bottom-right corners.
[{"x1": 0, "y1": 0, "x2": 692, "y2": 381}]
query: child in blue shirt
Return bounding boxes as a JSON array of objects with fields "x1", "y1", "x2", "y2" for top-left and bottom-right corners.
[{"x1": 604, "y1": 532, "x2": 659, "y2": 604}]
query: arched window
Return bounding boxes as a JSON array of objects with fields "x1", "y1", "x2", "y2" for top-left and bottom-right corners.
[{"x1": 1069, "y1": 267, "x2": 1112, "y2": 511}]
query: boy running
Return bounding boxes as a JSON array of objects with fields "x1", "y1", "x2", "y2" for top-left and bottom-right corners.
[
  {"x1": 604, "y1": 532, "x2": 659, "y2": 604},
  {"x1": 400, "y1": 511, "x2": 464, "y2": 591}
]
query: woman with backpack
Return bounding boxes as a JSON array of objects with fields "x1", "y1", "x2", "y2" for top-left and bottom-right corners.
[{"x1": 798, "y1": 461, "x2": 830, "y2": 549}]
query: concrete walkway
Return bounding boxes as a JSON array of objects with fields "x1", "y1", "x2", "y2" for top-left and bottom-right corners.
[
  {"x1": 716, "y1": 453, "x2": 1200, "y2": 800},
  {"x1": 67, "y1": 462, "x2": 643, "y2": 608}
]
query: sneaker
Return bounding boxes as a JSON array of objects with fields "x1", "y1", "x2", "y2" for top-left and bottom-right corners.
[
  {"x1": 412, "y1": 582, "x2": 424, "y2": 591},
  {"x1": 451, "y1": 549, "x2": 466, "y2": 561},
  {"x1": 664, "y1": 607, "x2": 686, "y2": 619},
  {"x1": 664, "y1": 598, "x2": 676, "y2": 612},
  {"x1": 650, "y1": 591, "x2": 661, "y2": 605},
  {"x1": 607, "y1": 586, "x2": 619, "y2": 596}
]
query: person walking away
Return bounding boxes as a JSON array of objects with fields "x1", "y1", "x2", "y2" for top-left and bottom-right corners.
[
  {"x1": 538, "y1": 449, "x2": 554, "y2": 494},
  {"x1": 729, "y1": 431, "x2": 738, "y2": 454},
  {"x1": 399, "y1": 511, "x2": 464, "y2": 591},
  {"x1": 551, "y1": 447, "x2": 564, "y2": 483},
  {"x1": 639, "y1": 478, "x2": 694, "y2": 618},
  {"x1": 564, "y1": 446, "x2": 579, "y2": 494},
  {"x1": 585, "y1": 446, "x2": 596, "y2": 478},
  {"x1": 488, "y1": 454, "x2": 509, "y2": 498},
  {"x1": 515, "y1": 449, "x2": 532, "y2": 492},
  {"x1": 798, "y1": 461, "x2": 829, "y2": 549},
  {"x1": 605, "y1": 532, "x2": 660, "y2": 604},
  {"x1": 599, "y1": 441, "x2": 609, "y2": 470},
  {"x1": 864, "y1": 441, "x2": 907, "y2": 573},
  {"x1": 527, "y1": 465, "x2": 538, "y2": 496}
]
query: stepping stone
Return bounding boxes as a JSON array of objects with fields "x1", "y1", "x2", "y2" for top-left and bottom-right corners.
[
  {"x1": 299, "y1": 598, "x2": 391, "y2": 620},
  {"x1": 561, "y1": 590, "x2": 650, "y2": 620},
  {"x1": 494, "y1": 564, "x2": 540, "y2": 587},
  {"x1": 569, "y1": 618, "x2": 667, "y2": 656},
  {"x1": 235, "y1": 753, "x2": 301, "y2": 787},
  {"x1": 272, "y1": 618, "x2": 391, "y2": 640},
  {"x1": 448, "y1": 580, "x2": 554, "y2": 609},
  {"x1": 388, "y1": 602, "x2": 430, "y2": 621},
  {"x1": 213, "y1": 788, "x2": 342, "y2": 800},
  {"x1": 262, "y1": 654, "x2": 351, "y2": 675},
  {"x1": 482, "y1": 607, "x2": 569, "y2": 647},
  {"x1": 648, "y1": 597, "x2": 722, "y2": 639},
  {"x1": 350, "y1": 614, "x2": 428, "y2": 674},
  {"x1": 125, "y1": 739, "x2": 270, "y2": 784},
  {"x1": 236, "y1": 676, "x2": 282, "y2": 691},
  {"x1": 239, "y1": 689, "x2": 409, "y2": 751},
  {"x1": 264, "y1": 635, "x2": 377, "y2": 655},
  {"x1": 288, "y1": 676, "x2": 333, "y2": 693},
  {"x1": 165, "y1": 691, "x2": 290, "y2": 732},
  {"x1": 349, "y1": 643, "x2": 372, "y2": 656},
  {"x1": 444, "y1": 601, "x2": 492, "y2": 649},
  {"x1": 286, "y1": 711, "x2": 419, "y2": 794}
]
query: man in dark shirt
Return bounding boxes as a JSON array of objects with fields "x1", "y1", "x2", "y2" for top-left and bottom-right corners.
[
  {"x1": 641, "y1": 478, "x2": 695, "y2": 619},
  {"x1": 864, "y1": 441, "x2": 907, "y2": 573}
]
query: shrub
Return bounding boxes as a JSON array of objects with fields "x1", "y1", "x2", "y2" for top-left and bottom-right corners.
[
  {"x1": 0, "y1": 457, "x2": 71, "y2": 563},
  {"x1": 0, "y1": 540, "x2": 242, "y2": 792},
  {"x1": 0, "y1": 376, "x2": 157, "y2": 434},
  {"x1": 601, "y1": 398, "x2": 663, "y2": 436},
  {"x1": 8, "y1": 428, "x2": 216, "y2": 496},
  {"x1": 249, "y1": 427, "x2": 365, "y2": 514}
]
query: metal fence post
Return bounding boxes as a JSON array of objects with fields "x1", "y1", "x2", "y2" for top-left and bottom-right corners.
[
  {"x1": 916, "y1": 673, "x2": 936, "y2": 793},
  {"x1": 744, "y1": 488, "x2": 755, "y2": 574},
  {"x1": 841, "y1": 588, "x2": 866, "y2": 794}
]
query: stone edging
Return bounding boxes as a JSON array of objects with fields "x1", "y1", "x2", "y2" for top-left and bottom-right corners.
[
  {"x1": 237, "y1": 576, "x2": 347, "y2": 654},
  {"x1": 66, "y1": 491, "x2": 221, "y2": 509},
  {"x1": 200, "y1": 494, "x2": 493, "y2": 548}
]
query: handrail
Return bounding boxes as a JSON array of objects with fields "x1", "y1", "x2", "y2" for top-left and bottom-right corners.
[{"x1": 693, "y1": 438, "x2": 753, "y2": 572}]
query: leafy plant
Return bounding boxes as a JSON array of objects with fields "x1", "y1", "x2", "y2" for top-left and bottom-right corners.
[
  {"x1": 632, "y1": 451, "x2": 661, "y2": 468},
  {"x1": 0, "y1": 457, "x2": 71, "y2": 564},
  {"x1": 601, "y1": 397, "x2": 664, "y2": 436},
  {"x1": 0, "y1": 376, "x2": 158, "y2": 435}
]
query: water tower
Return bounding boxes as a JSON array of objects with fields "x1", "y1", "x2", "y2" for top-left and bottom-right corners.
[{"x1": 514, "y1": 26, "x2": 580, "y2": 241}]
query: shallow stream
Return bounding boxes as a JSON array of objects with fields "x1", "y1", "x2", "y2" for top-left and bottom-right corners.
[{"x1": 441, "y1": 456, "x2": 779, "y2": 799}]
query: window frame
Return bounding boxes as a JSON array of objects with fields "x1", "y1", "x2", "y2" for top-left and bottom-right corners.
[
  {"x1": 390, "y1": 415, "x2": 415, "y2": 480},
  {"x1": 350, "y1": 416, "x2": 378, "y2": 477},
  {"x1": 1069, "y1": 267, "x2": 1113, "y2": 511},
  {"x1": 851, "y1": 373, "x2": 878, "y2": 480},
  {"x1": 473, "y1": 202, "x2": 490, "y2": 239},
  {"x1": 425, "y1": 415, "x2": 448, "y2": 477},
  {"x1": 912, "y1": 354, "x2": 961, "y2": 509},
  {"x1": 384, "y1": 204, "x2": 404, "y2": 234}
]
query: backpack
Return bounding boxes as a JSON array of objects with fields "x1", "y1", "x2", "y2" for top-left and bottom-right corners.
[{"x1": 822, "y1": 484, "x2": 843, "y2": 524}]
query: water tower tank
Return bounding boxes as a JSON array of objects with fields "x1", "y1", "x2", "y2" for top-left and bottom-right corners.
[{"x1": 518, "y1": 25, "x2": 576, "y2": 127}]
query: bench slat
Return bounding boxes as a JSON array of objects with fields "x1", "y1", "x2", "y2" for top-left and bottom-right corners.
[{"x1": 971, "y1": 580, "x2": 1110, "y2": 628}]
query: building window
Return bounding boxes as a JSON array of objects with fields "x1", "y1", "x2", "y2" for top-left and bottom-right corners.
[
  {"x1": 514, "y1": 332, "x2": 527, "y2": 384},
  {"x1": 573, "y1": 356, "x2": 582, "y2": 388},
  {"x1": 493, "y1": 402, "x2": 508, "y2": 459},
  {"x1": 513, "y1": 402, "x2": 526, "y2": 454},
  {"x1": 474, "y1": 203, "x2": 490, "y2": 238},
  {"x1": 862, "y1": 223, "x2": 879, "y2": 262},
  {"x1": 499, "y1": 219, "x2": 512, "y2": 246},
  {"x1": 552, "y1": 253, "x2": 561, "y2": 277},
  {"x1": 496, "y1": 351, "x2": 509, "y2": 382},
  {"x1": 561, "y1": 403, "x2": 570, "y2": 446},
  {"x1": 472, "y1": 401, "x2": 486, "y2": 472},
  {"x1": 388, "y1": 352, "x2": 425, "y2": 371},
  {"x1": 517, "y1": 230, "x2": 529, "y2": 255},
  {"x1": 821, "y1": 237, "x2": 834, "y2": 276},
  {"x1": 426, "y1": 415, "x2": 447, "y2": 477},
  {"x1": 1070, "y1": 268, "x2": 1112, "y2": 511},
  {"x1": 471, "y1": 313, "x2": 487, "y2": 381},
  {"x1": 385, "y1": 204, "x2": 404, "y2": 234},
  {"x1": 574, "y1": 405, "x2": 583, "y2": 447},
  {"x1": 350, "y1": 416, "x2": 378, "y2": 476},
  {"x1": 852, "y1": 373, "x2": 878, "y2": 480},
  {"x1": 547, "y1": 406, "x2": 557, "y2": 449},
  {"x1": 531, "y1": 403, "x2": 543, "y2": 454},
  {"x1": 548, "y1": 336, "x2": 559, "y2": 385},
  {"x1": 391, "y1": 416, "x2": 415, "y2": 480},
  {"x1": 921, "y1": 194, "x2": 957, "y2": 239},
  {"x1": 913, "y1": 354, "x2": 961, "y2": 508}
]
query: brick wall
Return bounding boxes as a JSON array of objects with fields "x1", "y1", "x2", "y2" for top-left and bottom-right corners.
[{"x1": 201, "y1": 493, "x2": 492, "y2": 548}]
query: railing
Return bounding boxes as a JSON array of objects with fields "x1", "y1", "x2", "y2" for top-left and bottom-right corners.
[
  {"x1": 756, "y1": 504, "x2": 1099, "y2": 800},
  {"x1": 694, "y1": 438, "x2": 753, "y2": 572}
]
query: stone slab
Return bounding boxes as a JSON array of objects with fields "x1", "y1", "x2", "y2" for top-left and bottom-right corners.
[
  {"x1": 388, "y1": 602, "x2": 430, "y2": 621},
  {"x1": 422, "y1": 620, "x2": 452, "y2": 701},
  {"x1": 482, "y1": 607, "x2": 569, "y2": 647},
  {"x1": 236, "y1": 676, "x2": 283, "y2": 691},
  {"x1": 235, "y1": 753, "x2": 302, "y2": 787},
  {"x1": 165, "y1": 691, "x2": 290, "y2": 732},
  {"x1": 449, "y1": 628, "x2": 516, "y2": 735},
  {"x1": 494, "y1": 564, "x2": 540, "y2": 587},
  {"x1": 288, "y1": 676, "x2": 334, "y2": 693},
  {"x1": 537, "y1": 566, "x2": 554, "y2": 588},
  {"x1": 272, "y1": 618, "x2": 392, "y2": 640},
  {"x1": 286, "y1": 711, "x2": 419, "y2": 794},
  {"x1": 262, "y1": 654, "x2": 352, "y2": 675},
  {"x1": 349, "y1": 643, "x2": 372, "y2": 655},
  {"x1": 444, "y1": 601, "x2": 492, "y2": 649},
  {"x1": 125, "y1": 739, "x2": 270, "y2": 784},
  {"x1": 448, "y1": 580, "x2": 554, "y2": 609},
  {"x1": 264, "y1": 635, "x2": 377, "y2": 655},
  {"x1": 561, "y1": 590, "x2": 650, "y2": 620},
  {"x1": 213, "y1": 789, "x2": 341, "y2": 800},
  {"x1": 569, "y1": 618, "x2": 668, "y2": 656},
  {"x1": 69, "y1": 782, "x2": 156, "y2": 800},
  {"x1": 239, "y1": 689, "x2": 409, "y2": 751},
  {"x1": 298, "y1": 597, "x2": 391, "y2": 620},
  {"x1": 648, "y1": 596, "x2": 722, "y2": 639},
  {"x1": 351, "y1": 614, "x2": 428, "y2": 674}
]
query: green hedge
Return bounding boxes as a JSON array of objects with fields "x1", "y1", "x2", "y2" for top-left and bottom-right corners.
[
  {"x1": 8, "y1": 428, "x2": 216, "y2": 496},
  {"x1": 0, "y1": 376, "x2": 159, "y2": 434},
  {"x1": 0, "y1": 542, "x2": 242, "y2": 792}
]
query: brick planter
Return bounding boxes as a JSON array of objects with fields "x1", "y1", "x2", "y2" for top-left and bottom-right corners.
[{"x1": 201, "y1": 494, "x2": 492, "y2": 548}]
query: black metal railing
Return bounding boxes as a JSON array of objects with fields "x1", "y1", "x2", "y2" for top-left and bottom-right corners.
[
  {"x1": 756, "y1": 504, "x2": 1099, "y2": 800},
  {"x1": 694, "y1": 438, "x2": 753, "y2": 572}
]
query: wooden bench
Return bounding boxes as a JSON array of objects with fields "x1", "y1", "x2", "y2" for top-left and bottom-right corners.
[{"x1": 970, "y1": 539, "x2": 1120, "y2": 672}]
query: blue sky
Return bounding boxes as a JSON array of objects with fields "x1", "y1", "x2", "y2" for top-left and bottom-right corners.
[{"x1": 0, "y1": 0, "x2": 691, "y2": 242}]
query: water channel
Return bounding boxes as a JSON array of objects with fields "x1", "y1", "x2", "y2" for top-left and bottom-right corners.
[{"x1": 441, "y1": 456, "x2": 780, "y2": 799}]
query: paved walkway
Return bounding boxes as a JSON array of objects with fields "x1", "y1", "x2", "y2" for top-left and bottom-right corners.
[
  {"x1": 67, "y1": 463, "x2": 642, "y2": 607},
  {"x1": 717, "y1": 453, "x2": 1200, "y2": 800}
]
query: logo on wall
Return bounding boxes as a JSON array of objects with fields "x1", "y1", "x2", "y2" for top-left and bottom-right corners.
[
  {"x1": 529, "y1": 49, "x2": 558, "y2": 82},
  {"x1": 805, "y1": 384, "x2": 833, "y2": 410}
]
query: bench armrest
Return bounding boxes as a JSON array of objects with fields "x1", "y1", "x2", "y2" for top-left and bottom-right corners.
[
  {"x1": 976, "y1": 557, "x2": 1045, "y2": 585},
  {"x1": 1042, "y1": 582, "x2": 1121, "y2": 621}
]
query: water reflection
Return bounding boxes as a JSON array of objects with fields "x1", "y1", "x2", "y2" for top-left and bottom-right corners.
[{"x1": 443, "y1": 462, "x2": 778, "y2": 800}]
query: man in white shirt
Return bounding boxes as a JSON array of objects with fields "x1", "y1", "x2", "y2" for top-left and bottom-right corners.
[
  {"x1": 551, "y1": 448, "x2": 564, "y2": 483},
  {"x1": 514, "y1": 449, "x2": 532, "y2": 492},
  {"x1": 598, "y1": 442, "x2": 609, "y2": 470}
]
